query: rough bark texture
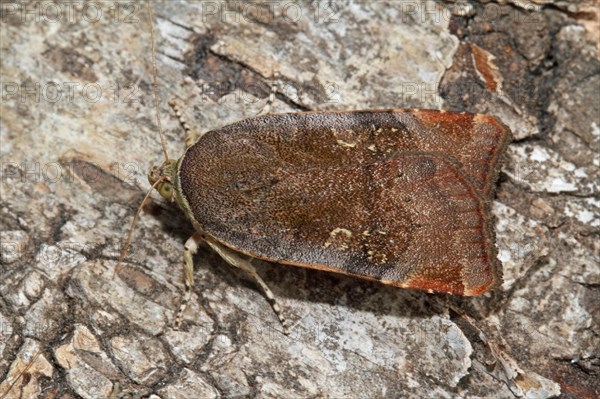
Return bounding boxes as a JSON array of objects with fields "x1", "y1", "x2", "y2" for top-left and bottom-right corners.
[{"x1": 1, "y1": 1, "x2": 598, "y2": 398}]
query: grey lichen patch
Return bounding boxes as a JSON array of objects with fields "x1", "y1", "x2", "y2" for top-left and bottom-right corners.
[
  {"x1": 494, "y1": 201, "x2": 547, "y2": 290},
  {"x1": 504, "y1": 144, "x2": 598, "y2": 195}
]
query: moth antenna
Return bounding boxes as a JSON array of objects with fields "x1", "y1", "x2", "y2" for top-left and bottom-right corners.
[
  {"x1": 114, "y1": 3, "x2": 168, "y2": 277},
  {"x1": 113, "y1": 177, "x2": 164, "y2": 278},
  {"x1": 146, "y1": 0, "x2": 169, "y2": 162}
]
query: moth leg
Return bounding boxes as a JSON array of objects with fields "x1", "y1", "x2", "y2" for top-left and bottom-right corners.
[
  {"x1": 168, "y1": 99, "x2": 198, "y2": 148},
  {"x1": 205, "y1": 238, "x2": 290, "y2": 335},
  {"x1": 256, "y1": 69, "x2": 279, "y2": 116},
  {"x1": 174, "y1": 232, "x2": 203, "y2": 329}
]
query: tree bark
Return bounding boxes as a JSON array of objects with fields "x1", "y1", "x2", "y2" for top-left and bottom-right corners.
[{"x1": 1, "y1": 1, "x2": 598, "y2": 398}]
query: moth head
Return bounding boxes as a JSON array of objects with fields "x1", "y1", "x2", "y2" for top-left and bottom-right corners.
[{"x1": 148, "y1": 159, "x2": 177, "y2": 201}]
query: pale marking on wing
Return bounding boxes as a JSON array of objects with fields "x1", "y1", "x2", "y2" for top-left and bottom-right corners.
[
  {"x1": 323, "y1": 227, "x2": 353, "y2": 250},
  {"x1": 336, "y1": 139, "x2": 358, "y2": 148}
]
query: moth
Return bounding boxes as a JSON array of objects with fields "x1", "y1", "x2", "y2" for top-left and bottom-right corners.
[{"x1": 120, "y1": 2, "x2": 511, "y2": 334}]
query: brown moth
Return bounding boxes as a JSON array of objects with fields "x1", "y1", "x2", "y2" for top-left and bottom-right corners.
[
  {"x1": 124, "y1": 1, "x2": 512, "y2": 334},
  {"x1": 183, "y1": 110, "x2": 509, "y2": 290},
  {"x1": 149, "y1": 109, "x2": 510, "y2": 333}
]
